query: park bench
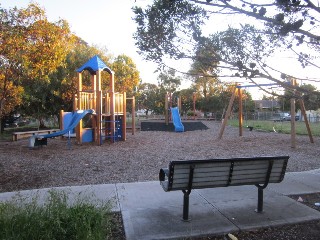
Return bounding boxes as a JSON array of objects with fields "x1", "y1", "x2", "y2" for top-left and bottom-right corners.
[
  {"x1": 159, "y1": 156, "x2": 289, "y2": 220},
  {"x1": 12, "y1": 129, "x2": 60, "y2": 141}
]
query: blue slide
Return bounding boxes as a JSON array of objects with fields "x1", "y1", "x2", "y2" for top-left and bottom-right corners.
[
  {"x1": 171, "y1": 107, "x2": 184, "y2": 132},
  {"x1": 29, "y1": 109, "x2": 94, "y2": 148}
]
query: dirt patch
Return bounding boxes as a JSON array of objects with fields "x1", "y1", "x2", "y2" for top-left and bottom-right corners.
[
  {"x1": 289, "y1": 192, "x2": 320, "y2": 212},
  {"x1": 1, "y1": 121, "x2": 319, "y2": 192}
]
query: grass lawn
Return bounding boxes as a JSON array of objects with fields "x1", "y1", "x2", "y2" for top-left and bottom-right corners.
[{"x1": 228, "y1": 119, "x2": 320, "y2": 136}]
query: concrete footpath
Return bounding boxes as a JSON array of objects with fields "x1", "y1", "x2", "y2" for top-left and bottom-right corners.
[{"x1": 1, "y1": 169, "x2": 320, "y2": 240}]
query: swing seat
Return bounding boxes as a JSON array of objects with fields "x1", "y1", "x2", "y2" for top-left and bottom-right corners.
[{"x1": 247, "y1": 126, "x2": 254, "y2": 131}]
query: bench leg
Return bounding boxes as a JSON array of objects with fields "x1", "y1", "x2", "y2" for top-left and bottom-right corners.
[
  {"x1": 182, "y1": 190, "x2": 191, "y2": 221},
  {"x1": 256, "y1": 187, "x2": 263, "y2": 213},
  {"x1": 183, "y1": 191, "x2": 189, "y2": 220},
  {"x1": 182, "y1": 165, "x2": 195, "y2": 221}
]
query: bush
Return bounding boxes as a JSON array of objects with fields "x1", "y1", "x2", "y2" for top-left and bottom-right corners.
[{"x1": 0, "y1": 190, "x2": 115, "y2": 240}]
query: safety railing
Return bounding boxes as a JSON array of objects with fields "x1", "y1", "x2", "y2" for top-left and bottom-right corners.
[{"x1": 75, "y1": 91, "x2": 124, "y2": 116}]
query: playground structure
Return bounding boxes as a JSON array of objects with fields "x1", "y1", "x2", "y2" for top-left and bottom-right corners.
[
  {"x1": 29, "y1": 55, "x2": 135, "y2": 147},
  {"x1": 218, "y1": 80, "x2": 314, "y2": 148},
  {"x1": 164, "y1": 93, "x2": 184, "y2": 132}
]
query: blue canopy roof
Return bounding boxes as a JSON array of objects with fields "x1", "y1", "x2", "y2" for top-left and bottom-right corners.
[{"x1": 76, "y1": 55, "x2": 112, "y2": 74}]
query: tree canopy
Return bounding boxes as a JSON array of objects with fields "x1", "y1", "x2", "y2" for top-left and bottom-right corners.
[
  {"x1": 0, "y1": 3, "x2": 75, "y2": 128},
  {"x1": 133, "y1": 0, "x2": 320, "y2": 97},
  {"x1": 0, "y1": 3, "x2": 142, "y2": 131},
  {"x1": 112, "y1": 54, "x2": 140, "y2": 94}
]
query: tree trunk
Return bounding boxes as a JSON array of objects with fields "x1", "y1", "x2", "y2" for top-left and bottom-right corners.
[
  {"x1": 0, "y1": 117, "x2": 4, "y2": 134},
  {"x1": 39, "y1": 118, "x2": 46, "y2": 129}
]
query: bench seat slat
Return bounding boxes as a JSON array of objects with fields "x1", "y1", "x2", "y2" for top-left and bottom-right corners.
[
  {"x1": 172, "y1": 169, "x2": 284, "y2": 182},
  {"x1": 170, "y1": 175, "x2": 284, "y2": 190},
  {"x1": 172, "y1": 167, "x2": 284, "y2": 184},
  {"x1": 174, "y1": 162, "x2": 231, "y2": 170},
  {"x1": 172, "y1": 160, "x2": 286, "y2": 174},
  {"x1": 174, "y1": 166, "x2": 231, "y2": 175},
  {"x1": 171, "y1": 174, "x2": 283, "y2": 188}
]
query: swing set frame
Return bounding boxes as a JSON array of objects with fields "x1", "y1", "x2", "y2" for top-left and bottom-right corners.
[{"x1": 218, "y1": 80, "x2": 314, "y2": 148}]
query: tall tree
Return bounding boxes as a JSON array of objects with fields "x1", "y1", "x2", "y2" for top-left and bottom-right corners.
[
  {"x1": 136, "y1": 83, "x2": 162, "y2": 115},
  {"x1": 0, "y1": 73, "x2": 23, "y2": 132},
  {"x1": 282, "y1": 83, "x2": 320, "y2": 111},
  {"x1": 178, "y1": 87, "x2": 197, "y2": 115},
  {"x1": 0, "y1": 3, "x2": 74, "y2": 128},
  {"x1": 111, "y1": 54, "x2": 140, "y2": 94},
  {"x1": 157, "y1": 68, "x2": 182, "y2": 93}
]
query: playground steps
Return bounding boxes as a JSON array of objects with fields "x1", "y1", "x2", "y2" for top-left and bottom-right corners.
[{"x1": 12, "y1": 129, "x2": 60, "y2": 141}]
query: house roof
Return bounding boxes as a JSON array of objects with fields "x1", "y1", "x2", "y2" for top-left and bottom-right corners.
[{"x1": 76, "y1": 55, "x2": 112, "y2": 74}]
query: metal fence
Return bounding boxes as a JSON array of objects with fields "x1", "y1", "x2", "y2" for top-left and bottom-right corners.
[{"x1": 243, "y1": 111, "x2": 320, "y2": 123}]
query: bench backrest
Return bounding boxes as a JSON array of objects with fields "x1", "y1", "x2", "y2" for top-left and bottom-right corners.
[{"x1": 160, "y1": 156, "x2": 289, "y2": 191}]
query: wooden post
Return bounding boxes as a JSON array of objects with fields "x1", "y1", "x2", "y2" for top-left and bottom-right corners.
[
  {"x1": 76, "y1": 72, "x2": 83, "y2": 144},
  {"x1": 73, "y1": 94, "x2": 78, "y2": 111},
  {"x1": 165, "y1": 93, "x2": 169, "y2": 125},
  {"x1": 193, "y1": 93, "x2": 196, "y2": 120},
  {"x1": 122, "y1": 92, "x2": 127, "y2": 141},
  {"x1": 91, "y1": 74, "x2": 96, "y2": 110},
  {"x1": 96, "y1": 70, "x2": 102, "y2": 145},
  {"x1": 59, "y1": 110, "x2": 64, "y2": 131},
  {"x1": 169, "y1": 92, "x2": 172, "y2": 121},
  {"x1": 96, "y1": 90, "x2": 102, "y2": 145},
  {"x1": 238, "y1": 87, "x2": 243, "y2": 137},
  {"x1": 290, "y1": 79, "x2": 296, "y2": 148},
  {"x1": 218, "y1": 87, "x2": 237, "y2": 140},
  {"x1": 110, "y1": 72, "x2": 115, "y2": 143},
  {"x1": 177, "y1": 97, "x2": 181, "y2": 111},
  {"x1": 299, "y1": 98, "x2": 314, "y2": 143},
  {"x1": 77, "y1": 72, "x2": 82, "y2": 110},
  {"x1": 132, "y1": 96, "x2": 136, "y2": 135}
]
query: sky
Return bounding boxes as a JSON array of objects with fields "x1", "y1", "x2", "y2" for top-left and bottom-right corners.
[
  {"x1": 1, "y1": 0, "x2": 160, "y2": 85},
  {"x1": 2, "y1": 0, "x2": 320, "y2": 99}
]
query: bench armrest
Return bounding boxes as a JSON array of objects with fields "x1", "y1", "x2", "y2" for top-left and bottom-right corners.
[{"x1": 159, "y1": 168, "x2": 169, "y2": 181}]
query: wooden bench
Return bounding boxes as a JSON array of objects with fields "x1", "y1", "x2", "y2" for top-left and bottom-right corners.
[
  {"x1": 12, "y1": 129, "x2": 60, "y2": 141},
  {"x1": 159, "y1": 156, "x2": 289, "y2": 220}
]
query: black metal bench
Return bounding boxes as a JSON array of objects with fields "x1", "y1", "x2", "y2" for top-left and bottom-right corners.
[{"x1": 159, "y1": 156, "x2": 289, "y2": 220}]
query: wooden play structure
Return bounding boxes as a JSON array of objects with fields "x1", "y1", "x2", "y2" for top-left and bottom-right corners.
[
  {"x1": 63, "y1": 55, "x2": 135, "y2": 145},
  {"x1": 218, "y1": 80, "x2": 314, "y2": 148},
  {"x1": 164, "y1": 92, "x2": 197, "y2": 124},
  {"x1": 164, "y1": 93, "x2": 182, "y2": 125}
]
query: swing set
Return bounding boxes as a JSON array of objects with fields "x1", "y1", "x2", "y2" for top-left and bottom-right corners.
[{"x1": 218, "y1": 80, "x2": 314, "y2": 148}]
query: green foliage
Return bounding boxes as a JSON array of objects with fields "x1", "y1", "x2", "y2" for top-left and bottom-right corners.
[
  {"x1": 133, "y1": 0, "x2": 320, "y2": 103},
  {"x1": 136, "y1": 82, "x2": 165, "y2": 114},
  {"x1": 179, "y1": 88, "x2": 196, "y2": 115},
  {"x1": 1, "y1": 3, "x2": 141, "y2": 129},
  {"x1": 157, "y1": 68, "x2": 181, "y2": 93},
  {"x1": 282, "y1": 83, "x2": 320, "y2": 112},
  {"x1": 133, "y1": 0, "x2": 207, "y2": 62},
  {"x1": 0, "y1": 3, "x2": 75, "y2": 127},
  {"x1": 0, "y1": 190, "x2": 116, "y2": 240},
  {"x1": 112, "y1": 54, "x2": 140, "y2": 93},
  {"x1": 300, "y1": 84, "x2": 320, "y2": 111}
]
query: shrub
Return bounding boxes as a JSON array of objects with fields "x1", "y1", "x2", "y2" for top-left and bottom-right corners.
[{"x1": 0, "y1": 189, "x2": 115, "y2": 240}]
